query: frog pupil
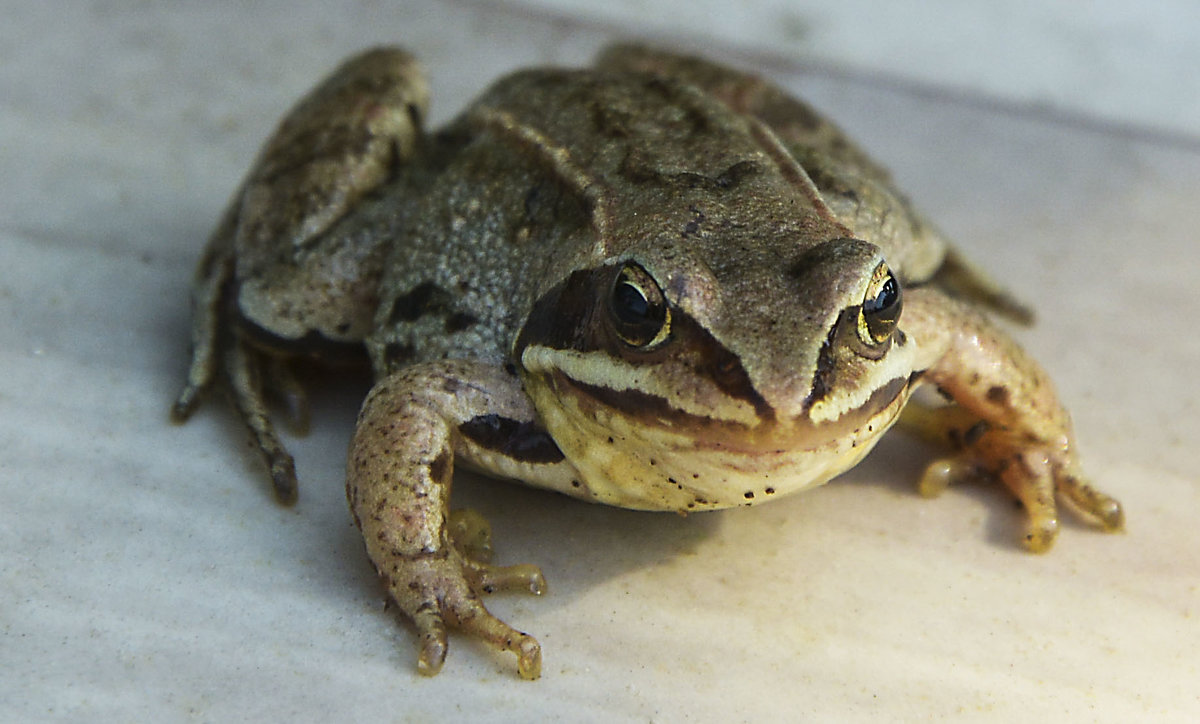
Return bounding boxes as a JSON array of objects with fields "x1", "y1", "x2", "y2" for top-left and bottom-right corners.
[
  {"x1": 860, "y1": 269, "x2": 901, "y2": 345},
  {"x1": 609, "y1": 265, "x2": 668, "y2": 347},
  {"x1": 613, "y1": 282, "x2": 649, "y2": 323},
  {"x1": 865, "y1": 277, "x2": 899, "y2": 315}
]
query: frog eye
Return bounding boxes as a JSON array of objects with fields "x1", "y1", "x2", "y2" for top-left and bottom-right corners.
[
  {"x1": 857, "y1": 262, "x2": 902, "y2": 346},
  {"x1": 608, "y1": 263, "x2": 671, "y2": 348}
]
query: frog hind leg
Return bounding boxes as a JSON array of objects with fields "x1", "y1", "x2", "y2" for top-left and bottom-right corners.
[
  {"x1": 902, "y1": 287, "x2": 1123, "y2": 552},
  {"x1": 925, "y1": 246, "x2": 1034, "y2": 325},
  {"x1": 906, "y1": 400, "x2": 1123, "y2": 551},
  {"x1": 172, "y1": 47, "x2": 430, "y2": 503}
]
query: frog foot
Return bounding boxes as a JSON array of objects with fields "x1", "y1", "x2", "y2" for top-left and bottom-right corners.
[
  {"x1": 384, "y1": 546, "x2": 546, "y2": 679},
  {"x1": 170, "y1": 235, "x2": 309, "y2": 504},
  {"x1": 918, "y1": 436, "x2": 1124, "y2": 553},
  {"x1": 172, "y1": 325, "x2": 304, "y2": 505}
]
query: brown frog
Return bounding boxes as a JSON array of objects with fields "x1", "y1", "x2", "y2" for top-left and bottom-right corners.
[{"x1": 172, "y1": 45, "x2": 1124, "y2": 679}]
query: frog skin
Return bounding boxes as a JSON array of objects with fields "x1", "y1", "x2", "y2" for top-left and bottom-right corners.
[{"x1": 172, "y1": 45, "x2": 1124, "y2": 679}]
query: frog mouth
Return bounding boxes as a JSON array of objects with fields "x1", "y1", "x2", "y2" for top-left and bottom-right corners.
[{"x1": 542, "y1": 367, "x2": 915, "y2": 455}]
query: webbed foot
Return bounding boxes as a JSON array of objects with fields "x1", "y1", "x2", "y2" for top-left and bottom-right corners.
[{"x1": 916, "y1": 425, "x2": 1124, "y2": 552}]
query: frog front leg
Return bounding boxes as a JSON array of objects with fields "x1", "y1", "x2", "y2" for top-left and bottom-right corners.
[
  {"x1": 348, "y1": 360, "x2": 581, "y2": 679},
  {"x1": 172, "y1": 47, "x2": 429, "y2": 502},
  {"x1": 903, "y1": 288, "x2": 1124, "y2": 551}
]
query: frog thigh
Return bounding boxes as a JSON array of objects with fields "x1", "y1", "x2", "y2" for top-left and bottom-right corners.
[
  {"x1": 233, "y1": 46, "x2": 430, "y2": 349},
  {"x1": 174, "y1": 47, "x2": 430, "y2": 502}
]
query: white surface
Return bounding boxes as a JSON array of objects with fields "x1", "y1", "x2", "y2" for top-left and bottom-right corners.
[{"x1": 2, "y1": 1, "x2": 1198, "y2": 721}]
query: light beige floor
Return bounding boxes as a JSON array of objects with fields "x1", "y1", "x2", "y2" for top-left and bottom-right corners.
[{"x1": 2, "y1": 1, "x2": 1196, "y2": 721}]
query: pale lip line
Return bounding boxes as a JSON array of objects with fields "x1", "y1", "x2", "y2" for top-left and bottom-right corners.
[{"x1": 545, "y1": 364, "x2": 916, "y2": 458}]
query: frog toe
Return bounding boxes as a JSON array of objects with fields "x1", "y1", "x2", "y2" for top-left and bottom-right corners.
[
  {"x1": 1057, "y1": 470, "x2": 1125, "y2": 533},
  {"x1": 916, "y1": 456, "x2": 972, "y2": 498},
  {"x1": 381, "y1": 548, "x2": 544, "y2": 679},
  {"x1": 264, "y1": 356, "x2": 312, "y2": 436},
  {"x1": 170, "y1": 384, "x2": 203, "y2": 424},
  {"x1": 450, "y1": 603, "x2": 543, "y2": 680},
  {"x1": 914, "y1": 440, "x2": 1127, "y2": 552},
  {"x1": 465, "y1": 559, "x2": 548, "y2": 596},
  {"x1": 412, "y1": 602, "x2": 450, "y2": 677},
  {"x1": 225, "y1": 340, "x2": 299, "y2": 504}
]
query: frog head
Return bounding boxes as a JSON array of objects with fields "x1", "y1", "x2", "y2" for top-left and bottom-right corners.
[{"x1": 514, "y1": 206, "x2": 918, "y2": 511}]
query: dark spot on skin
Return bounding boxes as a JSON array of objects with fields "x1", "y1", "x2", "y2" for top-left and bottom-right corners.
[
  {"x1": 383, "y1": 341, "x2": 414, "y2": 367},
  {"x1": 765, "y1": 487, "x2": 775, "y2": 495},
  {"x1": 682, "y1": 206, "x2": 706, "y2": 237},
  {"x1": 406, "y1": 102, "x2": 423, "y2": 130},
  {"x1": 429, "y1": 450, "x2": 452, "y2": 483},
  {"x1": 458, "y1": 414, "x2": 566, "y2": 465},
  {"x1": 986, "y1": 385, "x2": 1009, "y2": 405},
  {"x1": 641, "y1": 75, "x2": 714, "y2": 134},
  {"x1": 589, "y1": 99, "x2": 634, "y2": 138},
  {"x1": 714, "y1": 160, "x2": 761, "y2": 189},
  {"x1": 743, "y1": 491, "x2": 755, "y2": 500},
  {"x1": 389, "y1": 282, "x2": 453, "y2": 324},
  {"x1": 444, "y1": 312, "x2": 478, "y2": 333},
  {"x1": 523, "y1": 184, "x2": 544, "y2": 221},
  {"x1": 835, "y1": 187, "x2": 860, "y2": 205},
  {"x1": 621, "y1": 160, "x2": 761, "y2": 194},
  {"x1": 963, "y1": 420, "x2": 990, "y2": 447}
]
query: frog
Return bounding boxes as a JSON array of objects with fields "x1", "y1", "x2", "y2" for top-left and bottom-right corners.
[{"x1": 171, "y1": 45, "x2": 1124, "y2": 680}]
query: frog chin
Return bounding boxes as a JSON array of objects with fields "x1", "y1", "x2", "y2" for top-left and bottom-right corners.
[{"x1": 523, "y1": 367, "x2": 914, "y2": 512}]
